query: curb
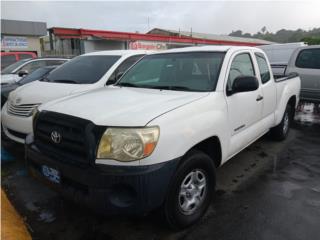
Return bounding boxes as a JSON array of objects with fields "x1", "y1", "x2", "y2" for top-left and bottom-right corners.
[{"x1": 1, "y1": 189, "x2": 32, "y2": 240}]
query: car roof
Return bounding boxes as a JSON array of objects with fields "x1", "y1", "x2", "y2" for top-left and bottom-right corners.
[
  {"x1": 149, "y1": 45, "x2": 260, "y2": 55},
  {"x1": 31, "y1": 57, "x2": 69, "y2": 60},
  {"x1": 83, "y1": 50, "x2": 154, "y2": 57},
  {"x1": 297, "y1": 45, "x2": 320, "y2": 50}
]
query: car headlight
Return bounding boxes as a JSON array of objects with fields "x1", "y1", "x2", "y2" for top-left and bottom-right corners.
[{"x1": 97, "y1": 126, "x2": 159, "y2": 162}]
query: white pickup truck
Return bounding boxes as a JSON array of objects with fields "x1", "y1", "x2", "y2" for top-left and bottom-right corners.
[{"x1": 26, "y1": 46, "x2": 300, "y2": 229}]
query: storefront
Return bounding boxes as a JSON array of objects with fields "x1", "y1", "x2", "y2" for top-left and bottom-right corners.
[
  {"x1": 1, "y1": 19, "x2": 47, "y2": 56},
  {"x1": 46, "y1": 27, "x2": 272, "y2": 56}
]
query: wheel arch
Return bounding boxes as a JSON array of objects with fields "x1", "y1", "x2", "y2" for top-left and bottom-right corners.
[
  {"x1": 185, "y1": 136, "x2": 222, "y2": 168},
  {"x1": 287, "y1": 95, "x2": 297, "y2": 119}
]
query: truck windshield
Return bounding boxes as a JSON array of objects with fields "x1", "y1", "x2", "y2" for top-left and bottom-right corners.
[
  {"x1": 117, "y1": 52, "x2": 225, "y2": 92},
  {"x1": 45, "y1": 55, "x2": 121, "y2": 84}
]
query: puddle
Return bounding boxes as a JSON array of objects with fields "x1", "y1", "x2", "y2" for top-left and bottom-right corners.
[{"x1": 295, "y1": 103, "x2": 320, "y2": 125}]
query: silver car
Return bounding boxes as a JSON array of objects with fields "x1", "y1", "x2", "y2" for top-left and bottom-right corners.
[{"x1": 286, "y1": 45, "x2": 320, "y2": 103}]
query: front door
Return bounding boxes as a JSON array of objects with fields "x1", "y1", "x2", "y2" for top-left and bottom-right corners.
[{"x1": 226, "y1": 51, "x2": 263, "y2": 157}]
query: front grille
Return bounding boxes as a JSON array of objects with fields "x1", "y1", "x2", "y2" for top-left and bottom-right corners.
[
  {"x1": 7, "y1": 101, "x2": 39, "y2": 117},
  {"x1": 34, "y1": 111, "x2": 104, "y2": 167}
]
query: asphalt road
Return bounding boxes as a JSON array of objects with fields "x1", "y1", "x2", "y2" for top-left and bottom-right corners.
[{"x1": 2, "y1": 105, "x2": 320, "y2": 240}]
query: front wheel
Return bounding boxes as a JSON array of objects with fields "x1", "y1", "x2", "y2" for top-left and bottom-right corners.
[
  {"x1": 163, "y1": 150, "x2": 215, "y2": 229},
  {"x1": 271, "y1": 104, "x2": 293, "y2": 141}
]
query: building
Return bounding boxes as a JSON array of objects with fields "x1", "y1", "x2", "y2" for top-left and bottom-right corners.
[
  {"x1": 45, "y1": 27, "x2": 272, "y2": 56},
  {"x1": 1, "y1": 19, "x2": 47, "y2": 56},
  {"x1": 147, "y1": 28, "x2": 272, "y2": 46}
]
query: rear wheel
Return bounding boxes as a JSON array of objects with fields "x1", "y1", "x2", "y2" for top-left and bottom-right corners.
[
  {"x1": 163, "y1": 150, "x2": 215, "y2": 229},
  {"x1": 271, "y1": 104, "x2": 293, "y2": 140}
]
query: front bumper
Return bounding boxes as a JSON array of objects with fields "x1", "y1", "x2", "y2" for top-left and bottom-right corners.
[
  {"x1": 1, "y1": 103, "x2": 33, "y2": 143},
  {"x1": 26, "y1": 142, "x2": 180, "y2": 216}
]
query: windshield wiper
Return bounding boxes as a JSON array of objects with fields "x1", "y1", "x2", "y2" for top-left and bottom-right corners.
[
  {"x1": 116, "y1": 82, "x2": 140, "y2": 88},
  {"x1": 148, "y1": 86, "x2": 194, "y2": 91},
  {"x1": 51, "y1": 79, "x2": 78, "y2": 84}
]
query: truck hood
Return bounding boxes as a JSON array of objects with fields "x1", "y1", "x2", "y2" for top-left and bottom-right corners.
[
  {"x1": 41, "y1": 86, "x2": 209, "y2": 126},
  {"x1": 8, "y1": 81, "x2": 93, "y2": 105}
]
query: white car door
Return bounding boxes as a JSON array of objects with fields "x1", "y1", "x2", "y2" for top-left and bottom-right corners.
[{"x1": 225, "y1": 51, "x2": 264, "y2": 157}]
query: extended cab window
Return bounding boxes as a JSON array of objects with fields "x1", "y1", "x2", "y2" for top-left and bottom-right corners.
[
  {"x1": 117, "y1": 52, "x2": 225, "y2": 92},
  {"x1": 46, "y1": 55, "x2": 121, "y2": 84},
  {"x1": 295, "y1": 48, "x2": 320, "y2": 69},
  {"x1": 255, "y1": 52, "x2": 271, "y2": 84},
  {"x1": 227, "y1": 53, "x2": 255, "y2": 92}
]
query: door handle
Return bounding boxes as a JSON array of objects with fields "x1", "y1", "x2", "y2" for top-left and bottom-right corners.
[{"x1": 256, "y1": 95, "x2": 264, "y2": 101}]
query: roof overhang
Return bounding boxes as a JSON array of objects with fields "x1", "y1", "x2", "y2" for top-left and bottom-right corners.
[{"x1": 49, "y1": 27, "x2": 263, "y2": 46}]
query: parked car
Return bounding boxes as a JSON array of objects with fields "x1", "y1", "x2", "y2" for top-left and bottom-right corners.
[
  {"x1": 258, "y1": 42, "x2": 306, "y2": 77},
  {"x1": 1, "y1": 57, "x2": 68, "y2": 85},
  {"x1": 25, "y1": 46, "x2": 300, "y2": 229},
  {"x1": 1, "y1": 50, "x2": 150, "y2": 143},
  {"x1": 1, "y1": 51, "x2": 37, "y2": 70},
  {"x1": 1, "y1": 66, "x2": 59, "y2": 107},
  {"x1": 285, "y1": 45, "x2": 320, "y2": 103}
]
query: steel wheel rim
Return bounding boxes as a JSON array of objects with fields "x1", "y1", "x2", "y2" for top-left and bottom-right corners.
[
  {"x1": 178, "y1": 169, "x2": 207, "y2": 215},
  {"x1": 283, "y1": 112, "x2": 289, "y2": 134}
]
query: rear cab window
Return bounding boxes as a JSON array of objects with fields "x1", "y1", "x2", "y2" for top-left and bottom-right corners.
[{"x1": 295, "y1": 48, "x2": 320, "y2": 69}]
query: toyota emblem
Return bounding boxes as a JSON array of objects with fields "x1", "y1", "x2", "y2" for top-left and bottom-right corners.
[{"x1": 51, "y1": 131, "x2": 62, "y2": 144}]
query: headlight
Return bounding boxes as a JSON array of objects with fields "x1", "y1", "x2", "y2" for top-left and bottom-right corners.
[{"x1": 97, "y1": 126, "x2": 159, "y2": 162}]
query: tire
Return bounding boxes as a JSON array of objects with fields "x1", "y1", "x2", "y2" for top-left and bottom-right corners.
[
  {"x1": 163, "y1": 149, "x2": 216, "y2": 229},
  {"x1": 271, "y1": 104, "x2": 293, "y2": 141}
]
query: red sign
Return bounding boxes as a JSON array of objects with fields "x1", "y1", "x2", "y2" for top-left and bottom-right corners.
[{"x1": 129, "y1": 41, "x2": 166, "y2": 51}]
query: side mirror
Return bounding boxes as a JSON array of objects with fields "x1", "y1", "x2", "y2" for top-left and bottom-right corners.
[
  {"x1": 230, "y1": 76, "x2": 259, "y2": 95},
  {"x1": 18, "y1": 70, "x2": 28, "y2": 77},
  {"x1": 106, "y1": 71, "x2": 124, "y2": 86}
]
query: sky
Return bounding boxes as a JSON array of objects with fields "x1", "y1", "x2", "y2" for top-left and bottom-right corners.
[{"x1": 2, "y1": 1, "x2": 320, "y2": 35}]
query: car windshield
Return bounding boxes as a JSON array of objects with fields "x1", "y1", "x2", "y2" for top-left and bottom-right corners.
[
  {"x1": 18, "y1": 67, "x2": 55, "y2": 85},
  {"x1": 117, "y1": 52, "x2": 225, "y2": 92},
  {"x1": 45, "y1": 55, "x2": 121, "y2": 84},
  {"x1": 1, "y1": 59, "x2": 30, "y2": 74}
]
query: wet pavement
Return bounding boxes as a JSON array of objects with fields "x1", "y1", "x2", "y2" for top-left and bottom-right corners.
[{"x1": 1, "y1": 104, "x2": 320, "y2": 240}]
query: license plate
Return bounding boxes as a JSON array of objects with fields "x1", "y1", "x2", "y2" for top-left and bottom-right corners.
[{"x1": 41, "y1": 165, "x2": 61, "y2": 184}]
